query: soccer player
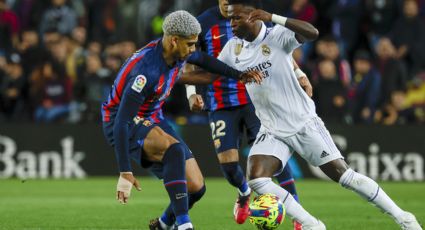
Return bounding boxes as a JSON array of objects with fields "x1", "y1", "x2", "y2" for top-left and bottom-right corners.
[
  {"x1": 101, "y1": 10, "x2": 262, "y2": 230},
  {"x1": 184, "y1": 1, "x2": 305, "y2": 227},
  {"x1": 217, "y1": 0, "x2": 423, "y2": 229}
]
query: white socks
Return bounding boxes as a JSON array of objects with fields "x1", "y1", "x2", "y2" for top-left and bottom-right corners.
[
  {"x1": 339, "y1": 168, "x2": 404, "y2": 220},
  {"x1": 178, "y1": 222, "x2": 193, "y2": 230},
  {"x1": 248, "y1": 177, "x2": 318, "y2": 225}
]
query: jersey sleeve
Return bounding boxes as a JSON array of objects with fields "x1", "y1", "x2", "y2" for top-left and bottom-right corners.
[
  {"x1": 113, "y1": 62, "x2": 156, "y2": 172},
  {"x1": 187, "y1": 50, "x2": 241, "y2": 80},
  {"x1": 270, "y1": 25, "x2": 301, "y2": 53}
]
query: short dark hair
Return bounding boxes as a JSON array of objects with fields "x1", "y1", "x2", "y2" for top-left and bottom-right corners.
[{"x1": 227, "y1": 0, "x2": 262, "y2": 8}]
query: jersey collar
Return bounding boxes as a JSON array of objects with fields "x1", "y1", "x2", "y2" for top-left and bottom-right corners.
[{"x1": 244, "y1": 22, "x2": 266, "y2": 48}]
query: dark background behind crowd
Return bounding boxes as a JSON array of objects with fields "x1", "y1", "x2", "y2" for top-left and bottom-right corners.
[{"x1": 0, "y1": 0, "x2": 424, "y2": 125}]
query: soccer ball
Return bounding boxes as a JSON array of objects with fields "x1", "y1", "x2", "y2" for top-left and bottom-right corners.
[{"x1": 249, "y1": 193, "x2": 285, "y2": 230}]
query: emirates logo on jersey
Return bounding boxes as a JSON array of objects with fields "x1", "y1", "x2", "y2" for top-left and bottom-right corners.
[
  {"x1": 246, "y1": 60, "x2": 273, "y2": 78},
  {"x1": 261, "y1": 44, "x2": 271, "y2": 56}
]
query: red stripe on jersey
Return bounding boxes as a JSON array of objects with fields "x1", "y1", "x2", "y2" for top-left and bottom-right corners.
[
  {"x1": 211, "y1": 25, "x2": 225, "y2": 109},
  {"x1": 103, "y1": 55, "x2": 145, "y2": 121},
  {"x1": 236, "y1": 81, "x2": 248, "y2": 105},
  {"x1": 211, "y1": 25, "x2": 221, "y2": 57},
  {"x1": 137, "y1": 74, "x2": 165, "y2": 118}
]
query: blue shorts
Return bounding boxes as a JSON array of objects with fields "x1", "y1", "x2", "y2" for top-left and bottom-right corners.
[
  {"x1": 208, "y1": 103, "x2": 260, "y2": 154},
  {"x1": 102, "y1": 119, "x2": 193, "y2": 179}
]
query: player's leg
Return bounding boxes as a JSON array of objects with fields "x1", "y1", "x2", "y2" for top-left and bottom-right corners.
[
  {"x1": 247, "y1": 133, "x2": 324, "y2": 229},
  {"x1": 289, "y1": 117, "x2": 421, "y2": 229},
  {"x1": 243, "y1": 103, "x2": 300, "y2": 199},
  {"x1": 208, "y1": 108, "x2": 251, "y2": 224},
  {"x1": 143, "y1": 126, "x2": 193, "y2": 230},
  {"x1": 151, "y1": 158, "x2": 206, "y2": 230},
  {"x1": 320, "y1": 158, "x2": 422, "y2": 229},
  {"x1": 148, "y1": 122, "x2": 205, "y2": 230},
  {"x1": 243, "y1": 103, "x2": 302, "y2": 229}
]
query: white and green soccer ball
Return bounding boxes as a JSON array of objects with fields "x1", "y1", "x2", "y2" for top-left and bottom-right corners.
[{"x1": 249, "y1": 193, "x2": 285, "y2": 230}]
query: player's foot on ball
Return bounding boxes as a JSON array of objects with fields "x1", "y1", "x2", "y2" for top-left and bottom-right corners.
[
  {"x1": 233, "y1": 193, "x2": 251, "y2": 224},
  {"x1": 396, "y1": 212, "x2": 422, "y2": 230},
  {"x1": 301, "y1": 219, "x2": 326, "y2": 230},
  {"x1": 294, "y1": 220, "x2": 302, "y2": 230}
]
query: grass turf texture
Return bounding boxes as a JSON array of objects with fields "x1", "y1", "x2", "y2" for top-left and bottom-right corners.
[{"x1": 0, "y1": 178, "x2": 423, "y2": 230}]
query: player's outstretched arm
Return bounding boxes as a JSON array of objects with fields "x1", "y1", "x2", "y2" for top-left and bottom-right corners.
[
  {"x1": 247, "y1": 9, "x2": 319, "y2": 43},
  {"x1": 187, "y1": 51, "x2": 263, "y2": 84},
  {"x1": 179, "y1": 63, "x2": 218, "y2": 85}
]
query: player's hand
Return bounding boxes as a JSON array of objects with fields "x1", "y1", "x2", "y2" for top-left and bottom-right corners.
[
  {"x1": 189, "y1": 94, "x2": 204, "y2": 112},
  {"x1": 239, "y1": 70, "x2": 263, "y2": 84},
  {"x1": 116, "y1": 172, "x2": 141, "y2": 204},
  {"x1": 298, "y1": 76, "x2": 313, "y2": 97},
  {"x1": 247, "y1": 9, "x2": 272, "y2": 23}
]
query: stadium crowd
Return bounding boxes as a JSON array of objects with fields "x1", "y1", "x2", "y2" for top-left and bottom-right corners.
[{"x1": 0, "y1": 0, "x2": 424, "y2": 125}]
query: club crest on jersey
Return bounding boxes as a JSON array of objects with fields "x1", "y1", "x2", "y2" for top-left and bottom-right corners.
[
  {"x1": 133, "y1": 116, "x2": 153, "y2": 127},
  {"x1": 214, "y1": 139, "x2": 221, "y2": 149},
  {"x1": 261, "y1": 44, "x2": 271, "y2": 56},
  {"x1": 131, "y1": 75, "x2": 147, "y2": 93},
  {"x1": 234, "y1": 43, "x2": 242, "y2": 56}
]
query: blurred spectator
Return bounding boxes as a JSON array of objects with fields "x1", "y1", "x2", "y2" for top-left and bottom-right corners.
[
  {"x1": 364, "y1": 0, "x2": 402, "y2": 47},
  {"x1": 389, "y1": 0, "x2": 425, "y2": 76},
  {"x1": 285, "y1": 0, "x2": 317, "y2": 24},
  {"x1": 349, "y1": 50, "x2": 381, "y2": 124},
  {"x1": 86, "y1": 40, "x2": 102, "y2": 56},
  {"x1": 285, "y1": 0, "x2": 317, "y2": 59},
  {"x1": 314, "y1": 59, "x2": 348, "y2": 123},
  {"x1": 39, "y1": 0, "x2": 77, "y2": 36},
  {"x1": 374, "y1": 37, "x2": 407, "y2": 106},
  {"x1": 71, "y1": 26, "x2": 87, "y2": 47},
  {"x1": 12, "y1": 0, "x2": 48, "y2": 30},
  {"x1": 117, "y1": 0, "x2": 139, "y2": 43},
  {"x1": 18, "y1": 29, "x2": 45, "y2": 77},
  {"x1": 0, "y1": 52, "x2": 27, "y2": 120},
  {"x1": 0, "y1": 0, "x2": 20, "y2": 51},
  {"x1": 313, "y1": 35, "x2": 351, "y2": 88},
  {"x1": 31, "y1": 60, "x2": 72, "y2": 122},
  {"x1": 118, "y1": 40, "x2": 136, "y2": 60},
  {"x1": 375, "y1": 89, "x2": 422, "y2": 125},
  {"x1": 86, "y1": 0, "x2": 120, "y2": 44},
  {"x1": 64, "y1": 35, "x2": 85, "y2": 83},
  {"x1": 78, "y1": 53, "x2": 111, "y2": 122},
  {"x1": 327, "y1": 0, "x2": 362, "y2": 57}
]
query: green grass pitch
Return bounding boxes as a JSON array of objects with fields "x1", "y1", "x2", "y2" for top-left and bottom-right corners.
[{"x1": 0, "y1": 178, "x2": 424, "y2": 230}]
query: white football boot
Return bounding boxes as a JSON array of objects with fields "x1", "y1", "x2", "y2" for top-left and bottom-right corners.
[
  {"x1": 396, "y1": 212, "x2": 422, "y2": 230},
  {"x1": 302, "y1": 219, "x2": 326, "y2": 230}
]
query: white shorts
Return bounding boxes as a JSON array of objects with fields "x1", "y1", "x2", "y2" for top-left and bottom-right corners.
[{"x1": 249, "y1": 117, "x2": 343, "y2": 171}]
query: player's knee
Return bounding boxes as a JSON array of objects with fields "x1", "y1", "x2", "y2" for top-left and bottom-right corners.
[
  {"x1": 320, "y1": 159, "x2": 349, "y2": 182},
  {"x1": 248, "y1": 177, "x2": 272, "y2": 192},
  {"x1": 247, "y1": 157, "x2": 275, "y2": 180},
  {"x1": 187, "y1": 176, "x2": 205, "y2": 193},
  {"x1": 217, "y1": 149, "x2": 239, "y2": 163}
]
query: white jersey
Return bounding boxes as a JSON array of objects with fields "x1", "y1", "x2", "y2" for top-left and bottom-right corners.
[{"x1": 218, "y1": 22, "x2": 317, "y2": 137}]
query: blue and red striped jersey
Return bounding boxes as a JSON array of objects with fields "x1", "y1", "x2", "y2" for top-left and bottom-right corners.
[
  {"x1": 101, "y1": 39, "x2": 183, "y2": 124},
  {"x1": 197, "y1": 6, "x2": 251, "y2": 111}
]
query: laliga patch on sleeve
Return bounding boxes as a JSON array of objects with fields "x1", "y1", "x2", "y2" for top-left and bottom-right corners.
[{"x1": 131, "y1": 75, "x2": 147, "y2": 93}]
